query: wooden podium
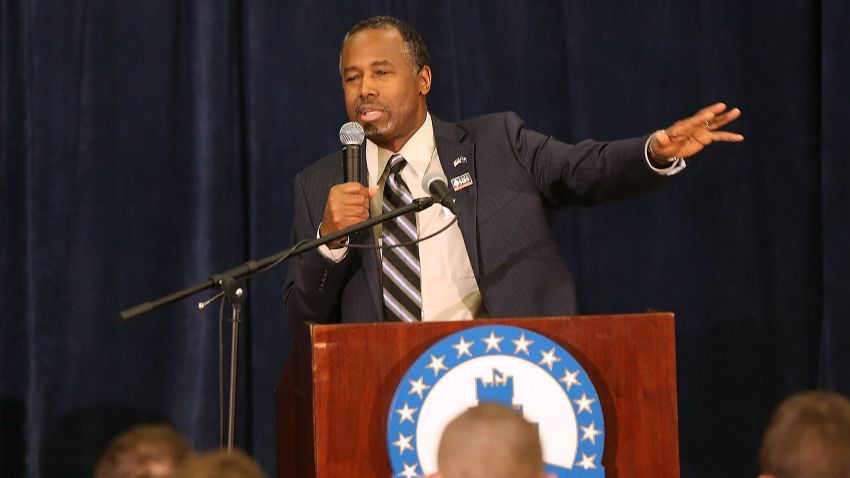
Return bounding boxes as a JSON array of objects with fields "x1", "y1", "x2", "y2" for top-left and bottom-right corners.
[{"x1": 275, "y1": 313, "x2": 679, "y2": 478}]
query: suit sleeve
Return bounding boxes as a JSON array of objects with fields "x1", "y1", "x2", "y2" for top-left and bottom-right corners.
[
  {"x1": 503, "y1": 111, "x2": 668, "y2": 207},
  {"x1": 282, "y1": 173, "x2": 349, "y2": 324}
]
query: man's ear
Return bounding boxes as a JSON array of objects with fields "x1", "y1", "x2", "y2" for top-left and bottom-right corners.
[{"x1": 418, "y1": 65, "x2": 432, "y2": 96}]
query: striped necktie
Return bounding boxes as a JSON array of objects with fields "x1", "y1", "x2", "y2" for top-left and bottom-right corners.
[{"x1": 381, "y1": 154, "x2": 422, "y2": 322}]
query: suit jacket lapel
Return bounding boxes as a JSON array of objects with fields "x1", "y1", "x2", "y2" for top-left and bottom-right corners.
[{"x1": 433, "y1": 116, "x2": 480, "y2": 278}]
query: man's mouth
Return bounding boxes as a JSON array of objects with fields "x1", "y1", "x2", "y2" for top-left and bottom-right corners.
[{"x1": 356, "y1": 103, "x2": 387, "y2": 122}]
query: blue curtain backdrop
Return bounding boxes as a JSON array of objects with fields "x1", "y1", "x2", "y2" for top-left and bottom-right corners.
[{"x1": 2, "y1": 1, "x2": 848, "y2": 477}]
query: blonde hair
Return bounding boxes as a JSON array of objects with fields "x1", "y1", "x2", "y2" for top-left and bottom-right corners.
[
  {"x1": 759, "y1": 391, "x2": 850, "y2": 478},
  {"x1": 173, "y1": 449, "x2": 267, "y2": 478},
  {"x1": 94, "y1": 423, "x2": 193, "y2": 478},
  {"x1": 437, "y1": 403, "x2": 543, "y2": 478}
]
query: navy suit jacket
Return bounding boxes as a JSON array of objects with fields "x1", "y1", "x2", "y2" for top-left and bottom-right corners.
[{"x1": 283, "y1": 112, "x2": 667, "y2": 324}]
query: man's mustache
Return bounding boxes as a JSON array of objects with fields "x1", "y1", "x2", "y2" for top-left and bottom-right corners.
[{"x1": 354, "y1": 99, "x2": 389, "y2": 115}]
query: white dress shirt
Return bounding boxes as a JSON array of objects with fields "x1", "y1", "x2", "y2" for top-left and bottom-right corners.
[{"x1": 320, "y1": 114, "x2": 483, "y2": 321}]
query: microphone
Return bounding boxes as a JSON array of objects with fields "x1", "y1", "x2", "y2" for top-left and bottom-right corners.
[
  {"x1": 422, "y1": 172, "x2": 460, "y2": 216},
  {"x1": 339, "y1": 121, "x2": 365, "y2": 183}
]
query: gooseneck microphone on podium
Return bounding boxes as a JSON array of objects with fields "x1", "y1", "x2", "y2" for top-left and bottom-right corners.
[
  {"x1": 422, "y1": 172, "x2": 460, "y2": 216},
  {"x1": 339, "y1": 121, "x2": 365, "y2": 184}
]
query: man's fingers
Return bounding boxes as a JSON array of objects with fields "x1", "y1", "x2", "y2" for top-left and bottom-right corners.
[
  {"x1": 654, "y1": 103, "x2": 744, "y2": 158},
  {"x1": 322, "y1": 182, "x2": 373, "y2": 236},
  {"x1": 695, "y1": 102, "x2": 727, "y2": 117},
  {"x1": 709, "y1": 131, "x2": 745, "y2": 142},
  {"x1": 335, "y1": 181, "x2": 367, "y2": 192},
  {"x1": 683, "y1": 111, "x2": 717, "y2": 131},
  {"x1": 328, "y1": 203, "x2": 370, "y2": 223},
  {"x1": 666, "y1": 119, "x2": 702, "y2": 139},
  {"x1": 329, "y1": 183, "x2": 373, "y2": 207},
  {"x1": 331, "y1": 182, "x2": 372, "y2": 196},
  {"x1": 330, "y1": 193, "x2": 370, "y2": 207},
  {"x1": 669, "y1": 105, "x2": 742, "y2": 137},
  {"x1": 706, "y1": 108, "x2": 741, "y2": 130}
]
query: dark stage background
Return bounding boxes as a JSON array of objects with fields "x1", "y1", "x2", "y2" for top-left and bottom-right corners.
[{"x1": 2, "y1": 1, "x2": 848, "y2": 477}]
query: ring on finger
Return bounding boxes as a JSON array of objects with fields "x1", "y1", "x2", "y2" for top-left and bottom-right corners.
[{"x1": 705, "y1": 121, "x2": 712, "y2": 130}]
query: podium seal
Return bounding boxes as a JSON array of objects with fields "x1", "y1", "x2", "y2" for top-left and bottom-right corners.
[{"x1": 386, "y1": 325, "x2": 605, "y2": 478}]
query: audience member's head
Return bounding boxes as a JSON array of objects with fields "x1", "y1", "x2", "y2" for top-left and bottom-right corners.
[
  {"x1": 429, "y1": 402, "x2": 548, "y2": 478},
  {"x1": 172, "y1": 449, "x2": 267, "y2": 478},
  {"x1": 759, "y1": 391, "x2": 850, "y2": 478},
  {"x1": 94, "y1": 423, "x2": 193, "y2": 478}
]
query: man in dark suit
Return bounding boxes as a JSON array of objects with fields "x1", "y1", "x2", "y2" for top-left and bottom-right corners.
[{"x1": 283, "y1": 16, "x2": 743, "y2": 324}]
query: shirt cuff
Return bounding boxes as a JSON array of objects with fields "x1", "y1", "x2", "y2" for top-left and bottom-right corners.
[
  {"x1": 317, "y1": 223, "x2": 348, "y2": 263},
  {"x1": 644, "y1": 132, "x2": 687, "y2": 176}
]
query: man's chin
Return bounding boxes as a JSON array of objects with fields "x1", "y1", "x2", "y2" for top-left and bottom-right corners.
[{"x1": 363, "y1": 124, "x2": 387, "y2": 141}]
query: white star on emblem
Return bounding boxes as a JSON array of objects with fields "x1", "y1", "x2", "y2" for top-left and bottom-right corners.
[
  {"x1": 425, "y1": 354, "x2": 448, "y2": 377},
  {"x1": 395, "y1": 402, "x2": 418, "y2": 424},
  {"x1": 398, "y1": 462, "x2": 420, "y2": 478},
  {"x1": 512, "y1": 333, "x2": 534, "y2": 355},
  {"x1": 538, "y1": 347, "x2": 561, "y2": 370},
  {"x1": 559, "y1": 368, "x2": 581, "y2": 391},
  {"x1": 576, "y1": 452, "x2": 597, "y2": 470},
  {"x1": 452, "y1": 336, "x2": 474, "y2": 359},
  {"x1": 573, "y1": 393, "x2": 596, "y2": 414},
  {"x1": 392, "y1": 432, "x2": 414, "y2": 455},
  {"x1": 408, "y1": 376, "x2": 430, "y2": 399},
  {"x1": 483, "y1": 330, "x2": 504, "y2": 352},
  {"x1": 580, "y1": 421, "x2": 603, "y2": 445}
]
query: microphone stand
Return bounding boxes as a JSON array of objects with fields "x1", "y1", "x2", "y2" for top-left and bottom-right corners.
[{"x1": 118, "y1": 196, "x2": 436, "y2": 451}]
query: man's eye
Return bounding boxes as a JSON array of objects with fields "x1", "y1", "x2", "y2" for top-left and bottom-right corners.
[
  {"x1": 345, "y1": 75, "x2": 360, "y2": 82},
  {"x1": 375, "y1": 70, "x2": 389, "y2": 76}
]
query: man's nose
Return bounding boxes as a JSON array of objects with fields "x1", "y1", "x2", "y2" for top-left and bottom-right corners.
[{"x1": 359, "y1": 74, "x2": 378, "y2": 98}]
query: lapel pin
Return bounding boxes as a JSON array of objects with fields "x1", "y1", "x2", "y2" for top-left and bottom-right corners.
[
  {"x1": 453, "y1": 156, "x2": 467, "y2": 167},
  {"x1": 450, "y1": 172, "x2": 473, "y2": 191}
]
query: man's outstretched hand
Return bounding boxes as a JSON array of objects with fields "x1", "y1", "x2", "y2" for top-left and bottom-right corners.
[{"x1": 651, "y1": 102, "x2": 744, "y2": 159}]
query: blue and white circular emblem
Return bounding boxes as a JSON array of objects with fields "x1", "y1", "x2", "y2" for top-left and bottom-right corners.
[{"x1": 387, "y1": 325, "x2": 605, "y2": 478}]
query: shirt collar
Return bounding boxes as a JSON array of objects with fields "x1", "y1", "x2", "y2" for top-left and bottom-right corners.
[{"x1": 368, "y1": 113, "x2": 435, "y2": 180}]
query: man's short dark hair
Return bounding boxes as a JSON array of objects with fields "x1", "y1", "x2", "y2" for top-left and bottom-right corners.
[
  {"x1": 340, "y1": 15, "x2": 430, "y2": 74},
  {"x1": 759, "y1": 391, "x2": 850, "y2": 478}
]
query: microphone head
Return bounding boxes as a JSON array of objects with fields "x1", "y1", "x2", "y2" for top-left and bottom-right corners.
[
  {"x1": 422, "y1": 171, "x2": 448, "y2": 191},
  {"x1": 423, "y1": 171, "x2": 459, "y2": 215},
  {"x1": 339, "y1": 121, "x2": 365, "y2": 145},
  {"x1": 422, "y1": 171, "x2": 449, "y2": 191}
]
